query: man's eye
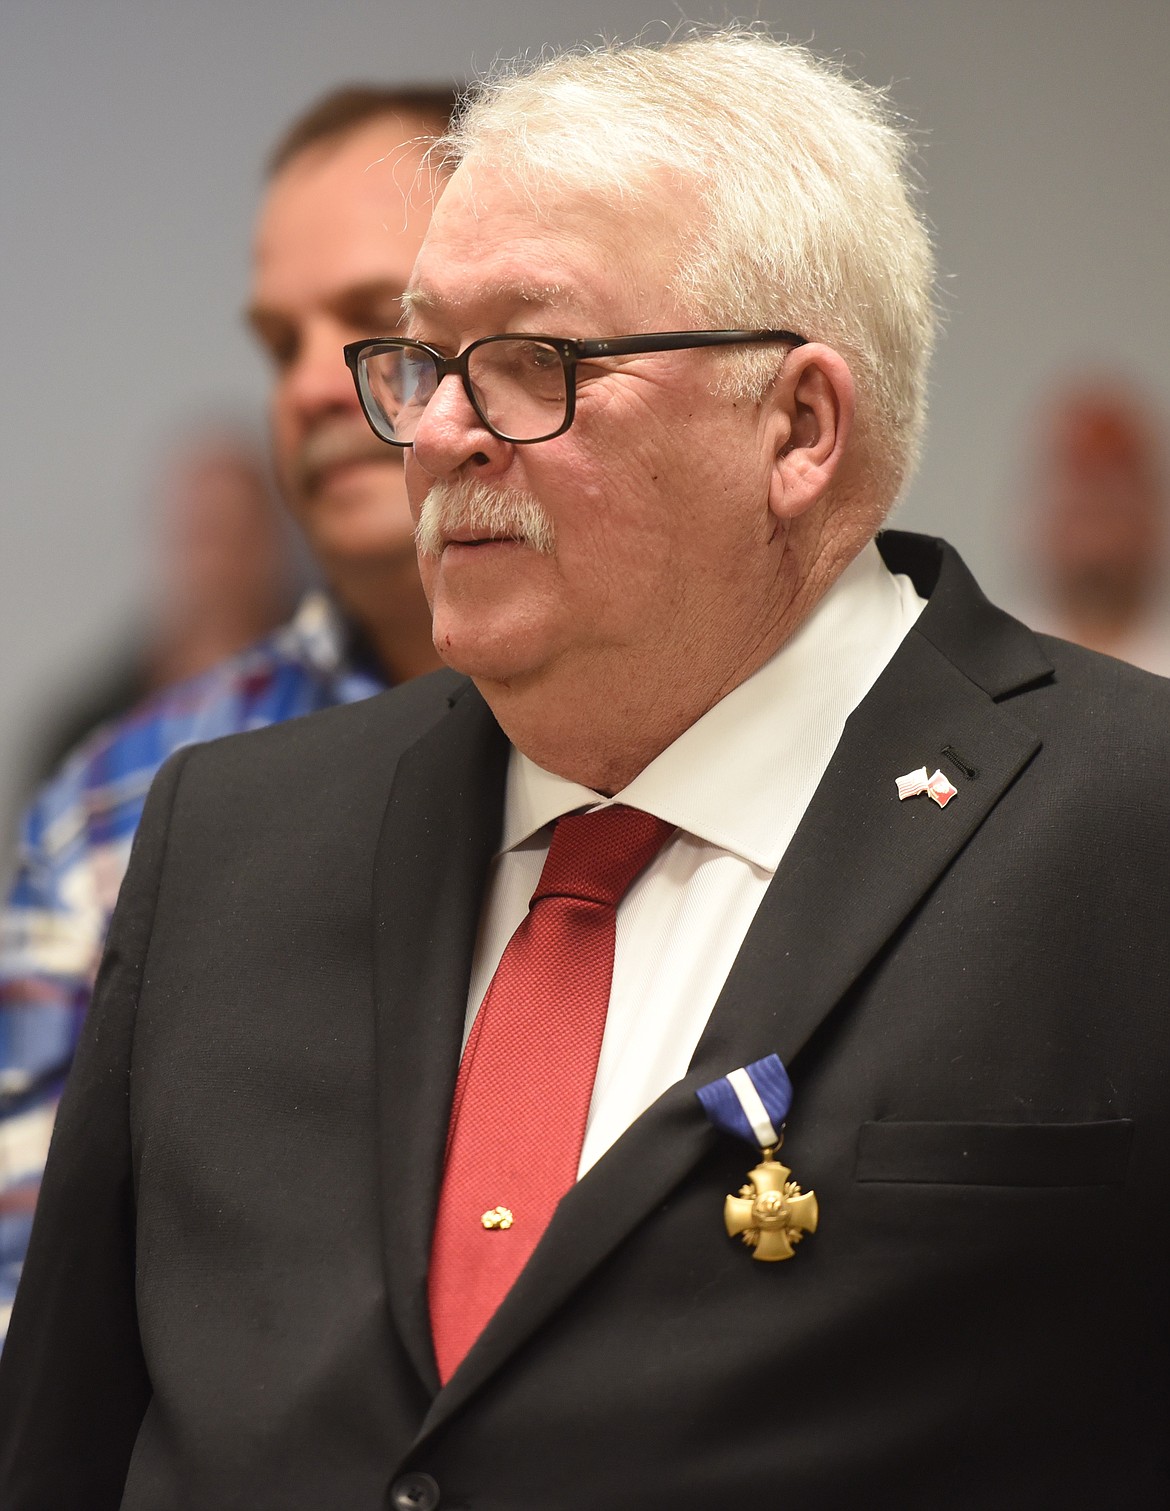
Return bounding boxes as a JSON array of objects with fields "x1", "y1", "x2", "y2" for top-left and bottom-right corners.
[
  {"x1": 251, "y1": 323, "x2": 298, "y2": 370},
  {"x1": 265, "y1": 341, "x2": 297, "y2": 372},
  {"x1": 518, "y1": 341, "x2": 560, "y2": 369}
]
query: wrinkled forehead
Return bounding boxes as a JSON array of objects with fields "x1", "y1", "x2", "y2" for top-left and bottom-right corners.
[{"x1": 405, "y1": 158, "x2": 694, "y2": 329}]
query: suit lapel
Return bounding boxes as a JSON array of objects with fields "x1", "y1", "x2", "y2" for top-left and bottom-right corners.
[
  {"x1": 691, "y1": 531, "x2": 1052, "y2": 1084},
  {"x1": 687, "y1": 625, "x2": 1041, "y2": 1081},
  {"x1": 372, "y1": 682, "x2": 509, "y2": 1395},
  {"x1": 415, "y1": 535, "x2": 1051, "y2": 1437}
]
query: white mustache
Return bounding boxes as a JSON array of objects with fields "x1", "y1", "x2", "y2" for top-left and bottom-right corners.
[{"x1": 415, "y1": 479, "x2": 556, "y2": 557}]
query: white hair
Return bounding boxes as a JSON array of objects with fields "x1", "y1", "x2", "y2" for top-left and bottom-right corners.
[{"x1": 439, "y1": 28, "x2": 938, "y2": 510}]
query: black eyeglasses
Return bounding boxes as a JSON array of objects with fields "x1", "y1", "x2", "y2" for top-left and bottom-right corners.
[{"x1": 343, "y1": 329, "x2": 808, "y2": 446}]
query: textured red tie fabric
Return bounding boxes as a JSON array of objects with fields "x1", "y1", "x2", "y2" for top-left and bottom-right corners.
[{"x1": 428, "y1": 804, "x2": 675, "y2": 1383}]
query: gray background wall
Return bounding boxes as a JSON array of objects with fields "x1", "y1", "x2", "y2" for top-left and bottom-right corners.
[{"x1": 2, "y1": 0, "x2": 1168, "y2": 826}]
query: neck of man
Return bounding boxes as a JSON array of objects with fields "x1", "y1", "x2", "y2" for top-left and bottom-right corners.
[
  {"x1": 476, "y1": 523, "x2": 861, "y2": 795},
  {"x1": 328, "y1": 551, "x2": 444, "y2": 685}
]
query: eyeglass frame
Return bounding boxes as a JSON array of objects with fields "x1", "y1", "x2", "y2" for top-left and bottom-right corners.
[{"x1": 342, "y1": 328, "x2": 810, "y2": 446}]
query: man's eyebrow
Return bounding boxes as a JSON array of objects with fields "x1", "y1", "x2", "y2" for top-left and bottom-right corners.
[
  {"x1": 246, "y1": 279, "x2": 409, "y2": 330},
  {"x1": 331, "y1": 280, "x2": 410, "y2": 323},
  {"x1": 402, "y1": 280, "x2": 567, "y2": 316}
]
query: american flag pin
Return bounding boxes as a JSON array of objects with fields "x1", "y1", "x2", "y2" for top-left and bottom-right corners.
[
  {"x1": 896, "y1": 765, "x2": 959, "y2": 807},
  {"x1": 895, "y1": 766, "x2": 931, "y2": 801}
]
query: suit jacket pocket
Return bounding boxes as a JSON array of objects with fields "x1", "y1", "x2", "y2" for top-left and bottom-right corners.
[{"x1": 855, "y1": 1118, "x2": 1133, "y2": 1186}]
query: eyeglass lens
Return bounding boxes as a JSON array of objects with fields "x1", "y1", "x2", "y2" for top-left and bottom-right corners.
[{"x1": 362, "y1": 339, "x2": 570, "y2": 444}]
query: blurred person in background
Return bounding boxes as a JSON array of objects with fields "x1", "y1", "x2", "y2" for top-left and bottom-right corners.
[
  {"x1": 0, "y1": 83, "x2": 454, "y2": 1336},
  {"x1": 24, "y1": 424, "x2": 296, "y2": 786},
  {"x1": 1020, "y1": 383, "x2": 1170, "y2": 674}
]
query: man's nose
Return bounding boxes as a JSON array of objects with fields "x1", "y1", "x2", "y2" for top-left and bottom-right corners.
[{"x1": 410, "y1": 372, "x2": 512, "y2": 480}]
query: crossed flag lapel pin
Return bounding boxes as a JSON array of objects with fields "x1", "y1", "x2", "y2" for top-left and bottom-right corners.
[{"x1": 896, "y1": 765, "x2": 958, "y2": 808}]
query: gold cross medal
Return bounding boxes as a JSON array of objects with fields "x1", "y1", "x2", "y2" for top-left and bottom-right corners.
[{"x1": 697, "y1": 1056, "x2": 818, "y2": 1262}]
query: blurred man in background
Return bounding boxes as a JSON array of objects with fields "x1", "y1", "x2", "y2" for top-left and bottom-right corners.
[
  {"x1": 0, "y1": 83, "x2": 453, "y2": 1333},
  {"x1": 1021, "y1": 383, "x2": 1170, "y2": 673},
  {"x1": 24, "y1": 424, "x2": 296, "y2": 787}
]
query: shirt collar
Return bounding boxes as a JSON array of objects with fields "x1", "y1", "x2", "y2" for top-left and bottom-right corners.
[
  {"x1": 277, "y1": 591, "x2": 388, "y2": 693},
  {"x1": 277, "y1": 591, "x2": 350, "y2": 675},
  {"x1": 500, "y1": 541, "x2": 926, "y2": 870}
]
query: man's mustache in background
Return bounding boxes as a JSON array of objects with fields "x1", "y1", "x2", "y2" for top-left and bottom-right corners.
[
  {"x1": 415, "y1": 478, "x2": 557, "y2": 558},
  {"x1": 294, "y1": 416, "x2": 400, "y2": 496}
]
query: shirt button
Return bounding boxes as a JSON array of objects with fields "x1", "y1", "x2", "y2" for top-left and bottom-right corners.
[{"x1": 389, "y1": 1471, "x2": 441, "y2": 1511}]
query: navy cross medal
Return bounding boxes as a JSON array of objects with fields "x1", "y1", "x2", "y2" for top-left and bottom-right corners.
[{"x1": 697, "y1": 1056, "x2": 818, "y2": 1262}]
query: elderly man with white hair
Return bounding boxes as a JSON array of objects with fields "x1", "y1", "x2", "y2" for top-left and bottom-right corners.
[{"x1": 2, "y1": 28, "x2": 1168, "y2": 1511}]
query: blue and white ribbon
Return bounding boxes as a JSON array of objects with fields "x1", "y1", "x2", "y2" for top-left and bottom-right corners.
[{"x1": 696, "y1": 1054, "x2": 793, "y2": 1151}]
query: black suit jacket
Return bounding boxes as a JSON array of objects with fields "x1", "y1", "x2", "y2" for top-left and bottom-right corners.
[{"x1": 2, "y1": 532, "x2": 1169, "y2": 1509}]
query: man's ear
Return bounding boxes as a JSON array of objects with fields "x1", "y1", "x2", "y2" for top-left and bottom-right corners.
[{"x1": 764, "y1": 343, "x2": 856, "y2": 522}]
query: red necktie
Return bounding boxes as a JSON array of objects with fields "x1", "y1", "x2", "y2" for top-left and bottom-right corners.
[{"x1": 428, "y1": 804, "x2": 675, "y2": 1383}]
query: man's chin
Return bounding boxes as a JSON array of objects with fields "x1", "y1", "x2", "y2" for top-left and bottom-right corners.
[{"x1": 430, "y1": 615, "x2": 550, "y2": 687}]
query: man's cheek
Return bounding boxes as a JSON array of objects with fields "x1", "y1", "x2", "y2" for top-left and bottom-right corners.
[
  {"x1": 268, "y1": 403, "x2": 297, "y2": 488},
  {"x1": 404, "y1": 457, "x2": 430, "y2": 523},
  {"x1": 416, "y1": 551, "x2": 439, "y2": 608}
]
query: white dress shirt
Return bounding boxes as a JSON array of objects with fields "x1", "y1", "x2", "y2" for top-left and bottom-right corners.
[{"x1": 463, "y1": 541, "x2": 926, "y2": 1176}]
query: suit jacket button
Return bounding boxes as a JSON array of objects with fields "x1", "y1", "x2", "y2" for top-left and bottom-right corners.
[{"x1": 389, "y1": 1471, "x2": 441, "y2": 1511}]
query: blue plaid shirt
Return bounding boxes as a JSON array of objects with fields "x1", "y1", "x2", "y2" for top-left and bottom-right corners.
[{"x1": 0, "y1": 593, "x2": 386, "y2": 1335}]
